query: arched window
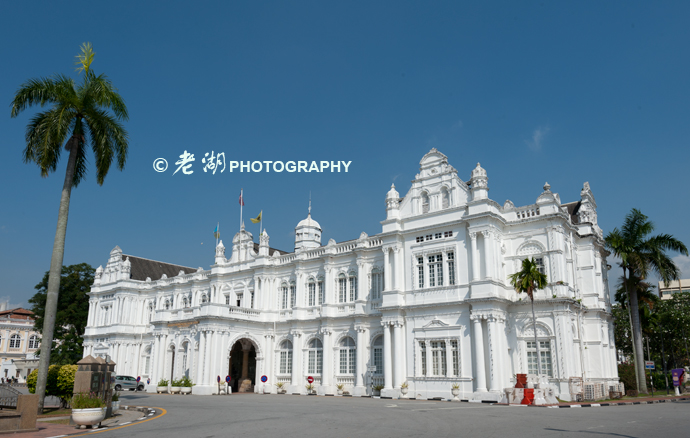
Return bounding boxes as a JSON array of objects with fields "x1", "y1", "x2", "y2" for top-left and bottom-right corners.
[
  {"x1": 421, "y1": 191, "x2": 430, "y2": 214},
  {"x1": 279, "y1": 340, "x2": 293, "y2": 374},
  {"x1": 372, "y1": 336, "x2": 383, "y2": 375},
  {"x1": 371, "y1": 268, "x2": 383, "y2": 300},
  {"x1": 308, "y1": 278, "x2": 316, "y2": 307},
  {"x1": 307, "y1": 338, "x2": 323, "y2": 374},
  {"x1": 28, "y1": 335, "x2": 40, "y2": 349},
  {"x1": 338, "y1": 337, "x2": 356, "y2": 374},
  {"x1": 182, "y1": 297, "x2": 188, "y2": 308},
  {"x1": 441, "y1": 187, "x2": 450, "y2": 209},
  {"x1": 338, "y1": 274, "x2": 347, "y2": 303},
  {"x1": 201, "y1": 294, "x2": 208, "y2": 304},
  {"x1": 164, "y1": 299, "x2": 171, "y2": 310},
  {"x1": 281, "y1": 283, "x2": 289, "y2": 309},
  {"x1": 349, "y1": 273, "x2": 357, "y2": 301},
  {"x1": 10, "y1": 334, "x2": 21, "y2": 349}
]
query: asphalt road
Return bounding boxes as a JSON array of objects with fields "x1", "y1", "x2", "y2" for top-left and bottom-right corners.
[{"x1": 110, "y1": 392, "x2": 689, "y2": 438}]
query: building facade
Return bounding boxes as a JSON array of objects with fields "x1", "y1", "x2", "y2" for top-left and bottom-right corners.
[
  {"x1": 0, "y1": 306, "x2": 40, "y2": 382},
  {"x1": 83, "y1": 149, "x2": 618, "y2": 400}
]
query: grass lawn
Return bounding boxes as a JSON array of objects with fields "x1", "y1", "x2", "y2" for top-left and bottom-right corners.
[{"x1": 39, "y1": 408, "x2": 72, "y2": 417}]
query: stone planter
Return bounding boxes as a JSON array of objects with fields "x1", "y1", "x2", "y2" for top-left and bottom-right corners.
[
  {"x1": 170, "y1": 386, "x2": 181, "y2": 394},
  {"x1": 263, "y1": 385, "x2": 271, "y2": 394},
  {"x1": 337, "y1": 389, "x2": 343, "y2": 395},
  {"x1": 111, "y1": 401, "x2": 120, "y2": 411},
  {"x1": 72, "y1": 407, "x2": 106, "y2": 428},
  {"x1": 156, "y1": 386, "x2": 168, "y2": 394},
  {"x1": 181, "y1": 387, "x2": 192, "y2": 395},
  {"x1": 401, "y1": 387, "x2": 409, "y2": 397},
  {"x1": 451, "y1": 388, "x2": 460, "y2": 401}
]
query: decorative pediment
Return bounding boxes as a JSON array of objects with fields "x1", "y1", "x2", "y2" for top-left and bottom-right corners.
[{"x1": 423, "y1": 318, "x2": 449, "y2": 328}]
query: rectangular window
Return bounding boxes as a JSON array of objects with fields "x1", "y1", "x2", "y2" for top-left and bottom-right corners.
[
  {"x1": 451, "y1": 340, "x2": 459, "y2": 376},
  {"x1": 290, "y1": 285, "x2": 296, "y2": 308},
  {"x1": 431, "y1": 341, "x2": 446, "y2": 376},
  {"x1": 535, "y1": 257, "x2": 545, "y2": 275},
  {"x1": 447, "y1": 252, "x2": 456, "y2": 285},
  {"x1": 434, "y1": 232, "x2": 442, "y2": 239},
  {"x1": 425, "y1": 234, "x2": 433, "y2": 241},
  {"x1": 280, "y1": 350, "x2": 293, "y2": 374},
  {"x1": 371, "y1": 272, "x2": 383, "y2": 299},
  {"x1": 526, "y1": 341, "x2": 552, "y2": 377},
  {"x1": 428, "y1": 255, "x2": 436, "y2": 287},
  {"x1": 349, "y1": 349, "x2": 356, "y2": 373},
  {"x1": 308, "y1": 350, "x2": 316, "y2": 374},
  {"x1": 250, "y1": 292, "x2": 254, "y2": 308},
  {"x1": 418, "y1": 257, "x2": 424, "y2": 288},
  {"x1": 416, "y1": 236, "x2": 423, "y2": 243},
  {"x1": 339, "y1": 278, "x2": 347, "y2": 303},
  {"x1": 374, "y1": 347, "x2": 383, "y2": 375},
  {"x1": 308, "y1": 282, "x2": 316, "y2": 307},
  {"x1": 339, "y1": 349, "x2": 348, "y2": 374},
  {"x1": 436, "y1": 255, "x2": 443, "y2": 286},
  {"x1": 318, "y1": 281, "x2": 324, "y2": 305},
  {"x1": 420, "y1": 341, "x2": 427, "y2": 376},
  {"x1": 317, "y1": 350, "x2": 323, "y2": 373},
  {"x1": 444, "y1": 231, "x2": 453, "y2": 238},
  {"x1": 144, "y1": 356, "x2": 151, "y2": 374},
  {"x1": 225, "y1": 295, "x2": 230, "y2": 305},
  {"x1": 428, "y1": 255, "x2": 443, "y2": 287},
  {"x1": 282, "y1": 287, "x2": 288, "y2": 309},
  {"x1": 349, "y1": 277, "x2": 357, "y2": 301}
]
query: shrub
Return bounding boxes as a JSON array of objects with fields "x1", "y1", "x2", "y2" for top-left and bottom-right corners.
[
  {"x1": 72, "y1": 392, "x2": 105, "y2": 409},
  {"x1": 112, "y1": 391, "x2": 120, "y2": 401},
  {"x1": 618, "y1": 364, "x2": 637, "y2": 391},
  {"x1": 27, "y1": 365, "x2": 74, "y2": 408},
  {"x1": 180, "y1": 376, "x2": 194, "y2": 387},
  {"x1": 158, "y1": 378, "x2": 169, "y2": 386}
]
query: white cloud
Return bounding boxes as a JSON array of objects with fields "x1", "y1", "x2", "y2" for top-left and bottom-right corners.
[
  {"x1": 526, "y1": 126, "x2": 549, "y2": 151},
  {"x1": 673, "y1": 254, "x2": 690, "y2": 277}
]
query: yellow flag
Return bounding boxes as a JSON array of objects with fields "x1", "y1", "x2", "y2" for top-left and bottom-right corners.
[{"x1": 250, "y1": 211, "x2": 262, "y2": 224}]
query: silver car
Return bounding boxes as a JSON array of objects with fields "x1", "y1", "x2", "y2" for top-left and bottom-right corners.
[{"x1": 114, "y1": 375, "x2": 144, "y2": 391}]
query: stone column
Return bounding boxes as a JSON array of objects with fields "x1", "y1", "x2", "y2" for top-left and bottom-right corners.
[
  {"x1": 470, "y1": 233, "x2": 479, "y2": 281},
  {"x1": 321, "y1": 329, "x2": 332, "y2": 389},
  {"x1": 357, "y1": 260, "x2": 366, "y2": 301},
  {"x1": 383, "y1": 323, "x2": 392, "y2": 389},
  {"x1": 483, "y1": 231, "x2": 494, "y2": 279},
  {"x1": 395, "y1": 246, "x2": 404, "y2": 291},
  {"x1": 487, "y1": 316, "x2": 499, "y2": 392},
  {"x1": 187, "y1": 338, "x2": 195, "y2": 379},
  {"x1": 471, "y1": 316, "x2": 487, "y2": 392},
  {"x1": 151, "y1": 335, "x2": 160, "y2": 385},
  {"x1": 265, "y1": 334, "x2": 274, "y2": 392},
  {"x1": 383, "y1": 249, "x2": 391, "y2": 291},
  {"x1": 291, "y1": 332, "x2": 302, "y2": 390},
  {"x1": 159, "y1": 334, "x2": 169, "y2": 383},
  {"x1": 355, "y1": 327, "x2": 366, "y2": 391},
  {"x1": 204, "y1": 331, "x2": 214, "y2": 386},
  {"x1": 196, "y1": 331, "x2": 206, "y2": 386},
  {"x1": 393, "y1": 322, "x2": 404, "y2": 387}
]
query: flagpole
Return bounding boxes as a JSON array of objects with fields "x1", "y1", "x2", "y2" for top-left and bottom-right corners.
[
  {"x1": 216, "y1": 222, "x2": 219, "y2": 247},
  {"x1": 239, "y1": 188, "x2": 243, "y2": 262}
]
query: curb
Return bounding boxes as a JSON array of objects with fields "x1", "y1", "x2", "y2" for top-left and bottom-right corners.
[{"x1": 546, "y1": 396, "x2": 690, "y2": 408}]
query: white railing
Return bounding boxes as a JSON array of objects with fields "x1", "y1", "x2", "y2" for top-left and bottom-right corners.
[
  {"x1": 369, "y1": 300, "x2": 382, "y2": 311},
  {"x1": 277, "y1": 254, "x2": 297, "y2": 265},
  {"x1": 367, "y1": 237, "x2": 383, "y2": 247},
  {"x1": 370, "y1": 375, "x2": 384, "y2": 387},
  {"x1": 336, "y1": 243, "x2": 357, "y2": 254},
  {"x1": 277, "y1": 376, "x2": 291, "y2": 384},
  {"x1": 280, "y1": 309, "x2": 293, "y2": 318},
  {"x1": 336, "y1": 376, "x2": 355, "y2": 386},
  {"x1": 337, "y1": 304, "x2": 355, "y2": 313},
  {"x1": 517, "y1": 207, "x2": 540, "y2": 220},
  {"x1": 228, "y1": 306, "x2": 260, "y2": 317}
]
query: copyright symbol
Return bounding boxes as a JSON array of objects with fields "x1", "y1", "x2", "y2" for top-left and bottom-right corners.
[{"x1": 153, "y1": 158, "x2": 168, "y2": 173}]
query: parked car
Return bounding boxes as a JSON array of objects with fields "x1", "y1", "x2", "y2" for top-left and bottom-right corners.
[{"x1": 114, "y1": 375, "x2": 144, "y2": 391}]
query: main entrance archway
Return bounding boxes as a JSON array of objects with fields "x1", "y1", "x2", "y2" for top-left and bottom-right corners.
[{"x1": 229, "y1": 339, "x2": 256, "y2": 393}]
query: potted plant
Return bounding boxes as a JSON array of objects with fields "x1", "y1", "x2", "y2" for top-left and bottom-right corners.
[
  {"x1": 170, "y1": 378, "x2": 182, "y2": 394},
  {"x1": 305, "y1": 383, "x2": 316, "y2": 395},
  {"x1": 111, "y1": 391, "x2": 120, "y2": 412},
  {"x1": 336, "y1": 383, "x2": 345, "y2": 395},
  {"x1": 276, "y1": 382, "x2": 286, "y2": 394},
  {"x1": 451, "y1": 383, "x2": 460, "y2": 401},
  {"x1": 400, "y1": 381, "x2": 409, "y2": 397},
  {"x1": 180, "y1": 376, "x2": 194, "y2": 394},
  {"x1": 71, "y1": 392, "x2": 106, "y2": 428},
  {"x1": 157, "y1": 378, "x2": 169, "y2": 394},
  {"x1": 373, "y1": 384, "x2": 384, "y2": 396}
]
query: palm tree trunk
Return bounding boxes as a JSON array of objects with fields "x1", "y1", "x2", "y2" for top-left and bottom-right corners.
[
  {"x1": 626, "y1": 268, "x2": 648, "y2": 393},
  {"x1": 35, "y1": 136, "x2": 78, "y2": 414},
  {"x1": 531, "y1": 296, "x2": 542, "y2": 378}
]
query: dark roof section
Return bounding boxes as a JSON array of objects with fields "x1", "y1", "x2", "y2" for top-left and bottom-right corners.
[
  {"x1": 561, "y1": 201, "x2": 581, "y2": 224},
  {"x1": 252, "y1": 242, "x2": 290, "y2": 256},
  {"x1": 121, "y1": 254, "x2": 196, "y2": 281},
  {"x1": 0, "y1": 308, "x2": 34, "y2": 320}
]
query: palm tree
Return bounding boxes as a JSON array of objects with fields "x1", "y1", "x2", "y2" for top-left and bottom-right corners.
[
  {"x1": 509, "y1": 257, "x2": 548, "y2": 377},
  {"x1": 605, "y1": 208, "x2": 687, "y2": 394},
  {"x1": 10, "y1": 43, "x2": 129, "y2": 412}
]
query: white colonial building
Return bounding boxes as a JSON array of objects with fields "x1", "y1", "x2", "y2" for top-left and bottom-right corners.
[{"x1": 83, "y1": 149, "x2": 618, "y2": 400}]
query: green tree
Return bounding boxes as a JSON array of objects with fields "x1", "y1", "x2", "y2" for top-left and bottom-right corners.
[
  {"x1": 509, "y1": 257, "x2": 548, "y2": 376},
  {"x1": 27, "y1": 364, "x2": 77, "y2": 409},
  {"x1": 605, "y1": 208, "x2": 687, "y2": 393},
  {"x1": 10, "y1": 43, "x2": 129, "y2": 413},
  {"x1": 29, "y1": 263, "x2": 94, "y2": 365}
]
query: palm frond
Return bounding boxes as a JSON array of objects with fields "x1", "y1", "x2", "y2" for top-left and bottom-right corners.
[
  {"x1": 10, "y1": 75, "x2": 76, "y2": 117},
  {"x1": 83, "y1": 107, "x2": 129, "y2": 184},
  {"x1": 82, "y1": 73, "x2": 129, "y2": 121}
]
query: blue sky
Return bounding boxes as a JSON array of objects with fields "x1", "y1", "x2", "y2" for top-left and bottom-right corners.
[{"x1": 2, "y1": 1, "x2": 689, "y2": 308}]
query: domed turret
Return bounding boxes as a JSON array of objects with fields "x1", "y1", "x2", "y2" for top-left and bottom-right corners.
[
  {"x1": 295, "y1": 202, "x2": 322, "y2": 251},
  {"x1": 386, "y1": 183, "x2": 400, "y2": 220},
  {"x1": 470, "y1": 162, "x2": 489, "y2": 201}
]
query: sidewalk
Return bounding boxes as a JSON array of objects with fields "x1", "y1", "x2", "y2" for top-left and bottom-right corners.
[
  {"x1": 24, "y1": 406, "x2": 154, "y2": 438},
  {"x1": 547, "y1": 394, "x2": 690, "y2": 408}
]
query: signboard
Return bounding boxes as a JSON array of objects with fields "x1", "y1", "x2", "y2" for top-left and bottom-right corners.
[
  {"x1": 671, "y1": 369, "x2": 684, "y2": 387},
  {"x1": 645, "y1": 361, "x2": 655, "y2": 370},
  {"x1": 217, "y1": 376, "x2": 221, "y2": 383},
  {"x1": 147, "y1": 378, "x2": 150, "y2": 385},
  {"x1": 136, "y1": 376, "x2": 141, "y2": 382},
  {"x1": 226, "y1": 375, "x2": 231, "y2": 384},
  {"x1": 367, "y1": 366, "x2": 377, "y2": 373},
  {"x1": 261, "y1": 375, "x2": 268, "y2": 383},
  {"x1": 307, "y1": 376, "x2": 314, "y2": 384}
]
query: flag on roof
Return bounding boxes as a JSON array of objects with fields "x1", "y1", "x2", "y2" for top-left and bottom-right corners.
[{"x1": 250, "y1": 211, "x2": 262, "y2": 224}]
